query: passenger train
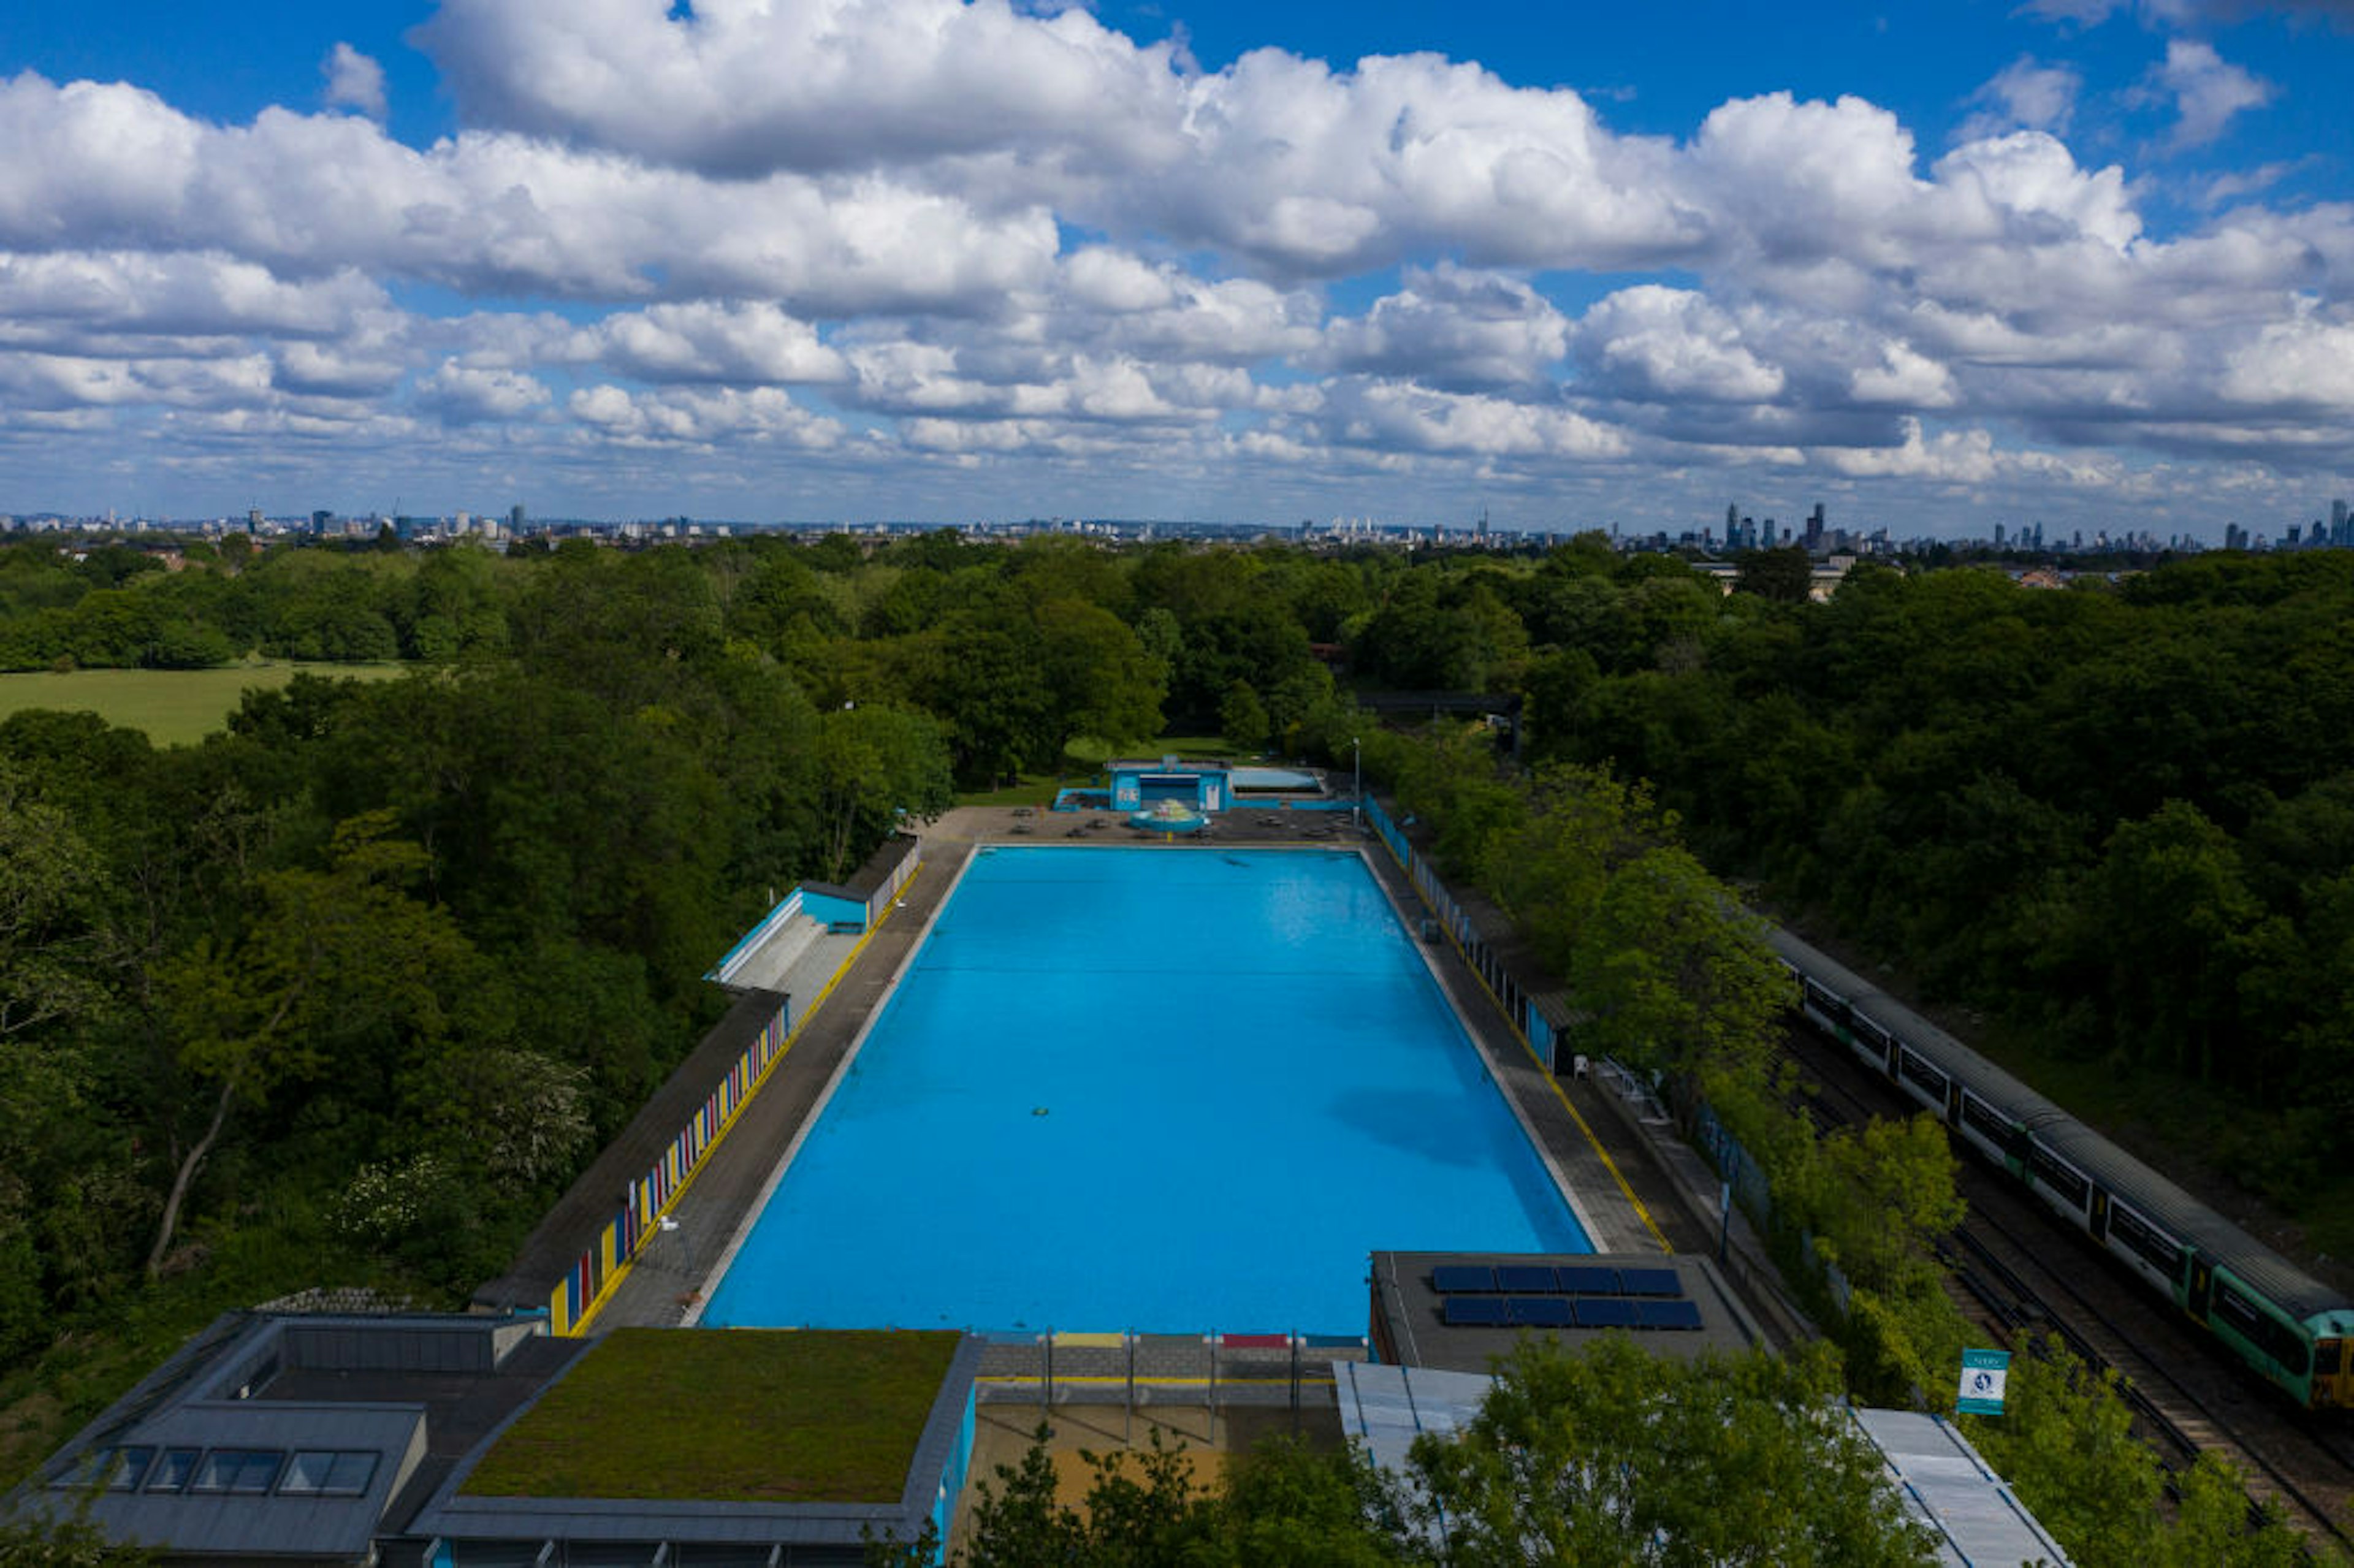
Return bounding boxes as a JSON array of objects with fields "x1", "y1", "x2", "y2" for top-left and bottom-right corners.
[{"x1": 1762, "y1": 923, "x2": 2354, "y2": 1411}]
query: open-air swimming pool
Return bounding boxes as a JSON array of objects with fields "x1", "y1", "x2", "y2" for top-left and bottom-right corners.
[{"x1": 701, "y1": 847, "x2": 1589, "y2": 1335}]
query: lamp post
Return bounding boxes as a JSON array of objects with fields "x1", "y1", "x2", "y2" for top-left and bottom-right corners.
[{"x1": 1351, "y1": 736, "x2": 1362, "y2": 830}]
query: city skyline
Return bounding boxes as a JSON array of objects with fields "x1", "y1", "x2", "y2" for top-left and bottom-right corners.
[{"x1": 2, "y1": 0, "x2": 2353, "y2": 536}]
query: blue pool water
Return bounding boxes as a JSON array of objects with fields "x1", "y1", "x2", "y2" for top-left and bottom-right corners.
[
  {"x1": 702, "y1": 848, "x2": 1588, "y2": 1334},
  {"x1": 1228, "y1": 766, "x2": 1320, "y2": 791}
]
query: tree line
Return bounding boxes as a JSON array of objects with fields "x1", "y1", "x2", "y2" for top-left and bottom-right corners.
[{"x1": 5, "y1": 525, "x2": 2348, "y2": 1562}]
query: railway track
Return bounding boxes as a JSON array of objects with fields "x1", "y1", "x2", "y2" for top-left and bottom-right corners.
[{"x1": 1787, "y1": 1024, "x2": 2354, "y2": 1550}]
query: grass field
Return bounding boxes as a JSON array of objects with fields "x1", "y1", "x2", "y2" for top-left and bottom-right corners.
[
  {"x1": 460, "y1": 1328, "x2": 961, "y2": 1504},
  {"x1": 0, "y1": 661, "x2": 408, "y2": 746}
]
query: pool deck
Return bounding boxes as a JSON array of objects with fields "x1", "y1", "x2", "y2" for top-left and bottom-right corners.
[{"x1": 590, "y1": 805, "x2": 1804, "y2": 1349}]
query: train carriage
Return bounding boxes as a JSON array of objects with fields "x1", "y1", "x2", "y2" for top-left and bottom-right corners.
[{"x1": 1761, "y1": 921, "x2": 2354, "y2": 1410}]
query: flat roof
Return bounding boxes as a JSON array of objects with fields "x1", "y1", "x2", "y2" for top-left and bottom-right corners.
[
  {"x1": 1369, "y1": 1251, "x2": 1764, "y2": 1374},
  {"x1": 10, "y1": 1311, "x2": 572, "y2": 1565},
  {"x1": 409, "y1": 1330, "x2": 985, "y2": 1553},
  {"x1": 458, "y1": 1328, "x2": 959, "y2": 1504},
  {"x1": 1849, "y1": 1407, "x2": 2074, "y2": 1566}
]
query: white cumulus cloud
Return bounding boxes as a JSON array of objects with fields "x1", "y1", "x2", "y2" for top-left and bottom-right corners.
[
  {"x1": 2149, "y1": 39, "x2": 2274, "y2": 150},
  {"x1": 322, "y1": 43, "x2": 388, "y2": 120}
]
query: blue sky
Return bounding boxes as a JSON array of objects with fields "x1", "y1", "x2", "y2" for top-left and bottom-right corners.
[{"x1": 2, "y1": 0, "x2": 2351, "y2": 536}]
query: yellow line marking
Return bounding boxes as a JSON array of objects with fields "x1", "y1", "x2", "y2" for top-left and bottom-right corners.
[
  {"x1": 976, "y1": 1375, "x2": 1335, "y2": 1387},
  {"x1": 1368, "y1": 828, "x2": 1671, "y2": 1254},
  {"x1": 571, "y1": 865, "x2": 926, "y2": 1334}
]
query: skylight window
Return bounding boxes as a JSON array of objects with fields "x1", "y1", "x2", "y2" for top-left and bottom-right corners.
[
  {"x1": 190, "y1": 1448, "x2": 282, "y2": 1495},
  {"x1": 145, "y1": 1447, "x2": 201, "y2": 1493},
  {"x1": 278, "y1": 1450, "x2": 378, "y2": 1498}
]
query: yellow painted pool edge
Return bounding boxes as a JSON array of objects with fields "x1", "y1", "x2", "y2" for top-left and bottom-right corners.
[
  {"x1": 1366, "y1": 831, "x2": 1672, "y2": 1254},
  {"x1": 566, "y1": 864, "x2": 924, "y2": 1334}
]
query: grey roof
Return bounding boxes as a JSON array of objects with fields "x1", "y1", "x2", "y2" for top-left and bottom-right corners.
[
  {"x1": 1336, "y1": 1361, "x2": 1488, "y2": 1551},
  {"x1": 1369, "y1": 1252, "x2": 1764, "y2": 1376},
  {"x1": 1336, "y1": 1361, "x2": 1485, "y2": 1483},
  {"x1": 9, "y1": 1312, "x2": 558, "y2": 1563},
  {"x1": 1849, "y1": 1407, "x2": 2074, "y2": 1567}
]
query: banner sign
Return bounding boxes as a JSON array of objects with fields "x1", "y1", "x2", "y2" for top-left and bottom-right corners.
[{"x1": 1957, "y1": 1348, "x2": 2011, "y2": 1415}]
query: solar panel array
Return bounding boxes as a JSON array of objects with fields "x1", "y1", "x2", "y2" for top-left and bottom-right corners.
[{"x1": 1431, "y1": 1264, "x2": 1704, "y2": 1333}]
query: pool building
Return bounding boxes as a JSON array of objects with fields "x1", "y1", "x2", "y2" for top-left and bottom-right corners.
[
  {"x1": 12, "y1": 1309, "x2": 983, "y2": 1568},
  {"x1": 1107, "y1": 755, "x2": 1232, "y2": 813},
  {"x1": 1102, "y1": 756, "x2": 1333, "y2": 815}
]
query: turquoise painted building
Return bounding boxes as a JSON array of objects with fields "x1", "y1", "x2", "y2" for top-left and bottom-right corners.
[{"x1": 1108, "y1": 757, "x2": 1231, "y2": 813}]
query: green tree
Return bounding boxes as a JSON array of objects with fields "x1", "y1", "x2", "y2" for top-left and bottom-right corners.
[
  {"x1": 2079, "y1": 799, "x2": 2259, "y2": 1078},
  {"x1": 147, "y1": 812, "x2": 482, "y2": 1276},
  {"x1": 0, "y1": 761, "x2": 112, "y2": 1043},
  {"x1": 1568, "y1": 845, "x2": 1794, "y2": 1087},
  {"x1": 1219, "y1": 679, "x2": 1271, "y2": 754},
  {"x1": 1734, "y1": 545, "x2": 1813, "y2": 602},
  {"x1": 0, "y1": 1507, "x2": 158, "y2": 1566},
  {"x1": 1807, "y1": 1114, "x2": 1964, "y2": 1295},
  {"x1": 1033, "y1": 597, "x2": 1165, "y2": 755},
  {"x1": 1209, "y1": 1436, "x2": 1406, "y2": 1567},
  {"x1": 1409, "y1": 1336, "x2": 1936, "y2": 1566},
  {"x1": 812, "y1": 704, "x2": 954, "y2": 882}
]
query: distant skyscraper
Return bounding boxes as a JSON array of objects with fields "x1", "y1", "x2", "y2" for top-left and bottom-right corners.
[{"x1": 511, "y1": 503, "x2": 527, "y2": 533}]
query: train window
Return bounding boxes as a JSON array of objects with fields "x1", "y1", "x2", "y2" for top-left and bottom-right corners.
[
  {"x1": 1855, "y1": 1017, "x2": 1892, "y2": 1052},
  {"x1": 2027, "y1": 1142, "x2": 2089, "y2": 1210},
  {"x1": 2213, "y1": 1284, "x2": 2260, "y2": 1337},
  {"x1": 1959, "y1": 1094, "x2": 2013, "y2": 1148},
  {"x1": 1899, "y1": 1049, "x2": 1949, "y2": 1100},
  {"x1": 2212, "y1": 1284, "x2": 2312, "y2": 1379},
  {"x1": 2106, "y1": 1203, "x2": 2184, "y2": 1277}
]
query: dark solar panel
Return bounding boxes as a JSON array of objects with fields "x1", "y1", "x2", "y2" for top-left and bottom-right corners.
[
  {"x1": 1431, "y1": 1265, "x2": 1498, "y2": 1295},
  {"x1": 1574, "y1": 1298, "x2": 1640, "y2": 1330},
  {"x1": 1443, "y1": 1296, "x2": 1511, "y2": 1327},
  {"x1": 1509, "y1": 1297, "x2": 1574, "y2": 1328},
  {"x1": 1620, "y1": 1268, "x2": 1681, "y2": 1297},
  {"x1": 1638, "y1": 1299, "x2": 1705, "y2": 1331},
  {"x1": 1496, "y1": 1265, "x2": 1557, "y2": 1293},
  {"x1": 1556, "y1": 1267, "x2": 1621, "y2": 1296}
]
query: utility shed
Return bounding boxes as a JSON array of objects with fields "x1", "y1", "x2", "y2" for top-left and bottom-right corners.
[{"x1": 1848, "y1": 1407, "x2": 2074, "y2": 1567}]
